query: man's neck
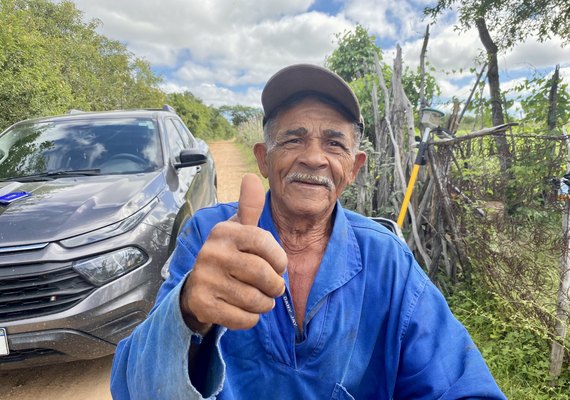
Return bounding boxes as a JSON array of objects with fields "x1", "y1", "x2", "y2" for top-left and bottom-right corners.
[
  {"x1": 272, "y1": 211, "x2": 332, "y2": 255},
  {"x1": 272, "y1": 205, "x2": 334, "y2": 331}
]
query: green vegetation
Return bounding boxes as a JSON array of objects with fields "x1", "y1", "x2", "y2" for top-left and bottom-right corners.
[
  {"x1": 0, "y1": 0, "x2": 233, "y2": 142},
  {"x1": 166, "y1": 92, "x2": 234, "y2": 140}
]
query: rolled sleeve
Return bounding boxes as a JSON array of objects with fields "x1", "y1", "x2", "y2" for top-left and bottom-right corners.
[{"x1": 110, "y1": 278, "x2": 226, "y2": 399}]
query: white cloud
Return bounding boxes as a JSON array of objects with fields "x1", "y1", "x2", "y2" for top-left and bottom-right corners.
[
  {"x1": 72, "y1": 0, "x2": 353, "y2": 106},
  {"x1": 560, "y1": 67, "x2": 570, "y2": 82},
  {"x1": 344, "y1": 0, "x2": 428, "y2": 42},
  {"x1": 165, "y1": 11, "x2": 355, "y2": 106},
  {"x1": 69, "y1": 0, "x2": 570, "y2": 107},
  {"x1": 501, "y1": 37, "x2": 570, "y2": 72}
]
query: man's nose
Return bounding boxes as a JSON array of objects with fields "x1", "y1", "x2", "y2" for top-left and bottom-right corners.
[{"x1": 298, "y1": 139, "x2": 327, "y2": 169}]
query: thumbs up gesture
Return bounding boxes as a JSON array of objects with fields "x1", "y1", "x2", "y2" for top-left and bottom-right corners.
[{"x1": 180, "y1": 174, "x2": 287, "y2": 335}]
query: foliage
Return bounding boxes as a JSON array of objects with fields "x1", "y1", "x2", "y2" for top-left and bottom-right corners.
[
  {"x1": 234, "y1": 114, "x2": 263, "y2": 149},
  {"x1": 166, "y1": 92, "x2": 235, "y2": 140},
  {"x1": 0, "y1": 0, "x2": 165, "y2": 131},
  {"x1": 325, "y1": 25, "x2": 383, "y2": 83},
  {"x1": 425, "y1": 129, "x2": 570, "y2": 394},
  {"x1": 507, "y1": 72, "x2": 570, "y2": 132},
  {"x1": 449, "y1": 285, "x2": 570, "y2": 399},
  {"x1": 325, "y1": 25, "x2": 440, "y2": 130},
  {"x1": 218, "y1": 105, "x2": 263, "y2": 127},
  {"x1": 402, "y1": 63, "x2": 441, "y2": 111},
  {"x1": 326, "y1": 26, "x2": 386, "y2": 137},
  {"x1": 0, "y1": 0, "x2": 74, "y2": 129},
  {"x1": 425, "y1": 0, "x2": 570, "y2": 49}
]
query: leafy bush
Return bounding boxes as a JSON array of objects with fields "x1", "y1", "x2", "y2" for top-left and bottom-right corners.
[
  {"x1": 449, "y1": 284, "x2": 570, "y2": 399},
  {"x1": 166, "y1": 92, "x2": 235, "y2": 140}
]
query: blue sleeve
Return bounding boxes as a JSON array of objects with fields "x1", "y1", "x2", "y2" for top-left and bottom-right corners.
[
  {"x1": 395, "y1": 265, "x2": 506, "y2": 399},
  {"x1": 110, "y1": 219, "x2": 227, "y2": 399}
]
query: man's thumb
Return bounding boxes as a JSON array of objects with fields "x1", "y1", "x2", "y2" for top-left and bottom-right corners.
[{"x1": 237, "y1": 173, "x2": 265, "y2": 226}]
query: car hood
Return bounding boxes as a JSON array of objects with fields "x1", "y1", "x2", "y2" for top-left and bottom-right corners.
[{"x1": 0, "y1": 172, "x2": 165, "y2": 247}]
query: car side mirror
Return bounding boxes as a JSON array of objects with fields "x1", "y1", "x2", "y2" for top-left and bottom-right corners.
[{"x1": 174, "y1": 149, "x2": 207, "y2": 169}]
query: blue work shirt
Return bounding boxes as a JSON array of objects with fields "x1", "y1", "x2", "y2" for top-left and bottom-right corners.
[{"x1": 111, "y1": 195, "x2": 506, "y2": 399}]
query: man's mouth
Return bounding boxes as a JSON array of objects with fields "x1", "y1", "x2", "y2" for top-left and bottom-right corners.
[{"x1": 285, "y1": 172, "x2": 334, "y2": 190}]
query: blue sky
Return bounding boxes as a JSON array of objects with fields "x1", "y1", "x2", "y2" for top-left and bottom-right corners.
[{"x1": 71, "y1": 0, "x2": 570, "y2": 112}]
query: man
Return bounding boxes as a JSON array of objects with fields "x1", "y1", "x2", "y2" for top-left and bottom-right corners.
[{"x1": 111, "y1": 64, "x2": 505, "y2": 399}]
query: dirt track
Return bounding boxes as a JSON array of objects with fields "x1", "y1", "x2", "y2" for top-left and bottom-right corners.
[{"x1": 0, "y1": 140, "x2": 249, "y2": 400}]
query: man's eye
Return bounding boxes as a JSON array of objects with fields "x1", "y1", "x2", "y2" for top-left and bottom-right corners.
[
  {"x1": 329, "y1": 141, "x2": 347, "y2": 149},
  {"x1": 285, "y1": 138, "x2": 301, "y2": 144}
]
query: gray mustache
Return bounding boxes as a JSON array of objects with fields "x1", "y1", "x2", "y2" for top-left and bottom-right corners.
[{"x1": 285, "y1": 172, "x2": 334, "y2": 190}]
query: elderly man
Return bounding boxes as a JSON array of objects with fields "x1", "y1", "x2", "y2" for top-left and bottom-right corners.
[{"x1": 111, "y1": 64, "x2": 505, "y2": 399}]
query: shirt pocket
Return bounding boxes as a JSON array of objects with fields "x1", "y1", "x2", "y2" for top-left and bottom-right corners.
[{"x1": 330, "y1": 383, "x2": 355, "y2": 400}]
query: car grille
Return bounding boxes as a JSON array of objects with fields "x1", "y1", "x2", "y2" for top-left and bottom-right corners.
[{"x1": 0, "y1": 266, "x2": 95, "y2": 322}]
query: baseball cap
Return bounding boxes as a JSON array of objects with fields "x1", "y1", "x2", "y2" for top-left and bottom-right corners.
[{"x1": 261, "y1": 64, "x2": 363, "y2": 130}]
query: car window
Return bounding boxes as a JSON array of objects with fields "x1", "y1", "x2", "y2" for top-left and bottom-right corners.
[
  {"x1": 0, "y1": 118, "x2": 163, "y2": 178},
  {"x1": 172, "y1": 119, "x2": 197, "y2": 148},
  {"x1": 164, "y1": 119, "x2": 188, "y2": 161}
]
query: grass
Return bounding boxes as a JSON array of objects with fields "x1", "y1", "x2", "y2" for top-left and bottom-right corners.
[{"x1": 233, "y1": 140, "x2": 269, "y2": 191}]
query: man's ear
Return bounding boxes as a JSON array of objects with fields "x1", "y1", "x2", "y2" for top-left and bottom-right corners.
[
  {"x1": 350, "y1": 151, "x2": 367, "y2": 183},
  {"x1": 253, "y1": 143, "x2": 269, "y2": 178}
]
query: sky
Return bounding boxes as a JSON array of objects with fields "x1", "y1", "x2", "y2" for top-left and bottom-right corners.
[{"x1": 70, "y1": 0, "x2": 570, "y2": 112}]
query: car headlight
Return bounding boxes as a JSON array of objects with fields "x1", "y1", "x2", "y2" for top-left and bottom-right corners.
[
  {"x1": 60, "y1": 198, "x2": 158, "y2": 248},
  {"x1": 72, "y1": 247, "x2": 148, "y2": 286}
]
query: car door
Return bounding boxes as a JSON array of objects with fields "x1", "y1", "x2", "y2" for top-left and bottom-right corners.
[
  {"x1": 163, "y1": 118, "x2": 197, "y2": 217},
  {"x1": 172, "y1": 119, "x2": 216, "y2": 207}
]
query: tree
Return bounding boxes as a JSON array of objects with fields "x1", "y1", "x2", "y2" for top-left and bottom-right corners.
[
  {"x1": 325, "y1": 25, "x2": 383, "y2": 83},
  {"x1": 0, "y1": 0, "x2": 165, "y2": 130},
  {"x1": 0, "y1": 0, "x2": 74, "y2": 129},
  {"x1": 166, "y1": 92, "x2": 234, "y2": 140},
  {"x1": 475, "y1": 18, "x2": 512, "y2": 172},
  {"x1": 218, "y1": 105, "x2": 262, "y2": 127},
  {"x1": 425, "y1": 0, "x2": 570, "y2": 175},
  {"x1": 425, "y1": 0, "x2": 570, "y2": 49},
  {"x1": 509, "y1": 68, "x2": 570, "y2": 132}
]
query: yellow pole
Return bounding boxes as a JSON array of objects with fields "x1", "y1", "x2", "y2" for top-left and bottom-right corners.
[
  {"x1": 397, "y1": 164, "x2": 421, "y2": 228},
  {"x1": 396, "y1": 125, "x2": 433, "y2": 228}
]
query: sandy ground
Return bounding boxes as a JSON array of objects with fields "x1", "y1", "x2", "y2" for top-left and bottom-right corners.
[
  {"x1": 0, "y1": 140, "x2": 249, "y2": 400},
  {"x1": 211, "y1": 139, "x2": 255, "y2": 203}
]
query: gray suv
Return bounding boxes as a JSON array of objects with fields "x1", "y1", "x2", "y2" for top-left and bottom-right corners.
[{"x1": 0, "y1": 106, "x2": 217, "y2": 369}]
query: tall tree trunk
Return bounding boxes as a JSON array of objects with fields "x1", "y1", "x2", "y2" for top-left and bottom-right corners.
[
  {"x1": 548, "y1": 65, "x2": 560, "y2": 132},
  {"x1": 475, "y1": 18, "x2": 512, "y2": 173}
]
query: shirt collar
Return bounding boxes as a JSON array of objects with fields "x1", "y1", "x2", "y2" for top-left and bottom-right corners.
[{"x1": 258, "y1": 191, "x2": 363, "y2": 318}]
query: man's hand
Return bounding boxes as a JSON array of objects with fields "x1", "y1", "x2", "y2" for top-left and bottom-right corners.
[{"x1": 180, "y1": 174, "x2": 287, "y2": 335}]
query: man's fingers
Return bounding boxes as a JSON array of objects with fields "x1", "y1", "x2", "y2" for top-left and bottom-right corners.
[
  {"x1": 208, "y1": 222, "x2": 288, "y2": 277},
  {"x1": 237, "y1": 173, "x2": 265, "y2": 226},
  {"x1": 224, "y1": 251, "x2": 286, "y2": 297}
]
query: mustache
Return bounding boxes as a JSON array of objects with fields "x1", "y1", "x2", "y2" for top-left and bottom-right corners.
[{"x1": 285, "y1": 172, "x2": 334, "y2": 190}]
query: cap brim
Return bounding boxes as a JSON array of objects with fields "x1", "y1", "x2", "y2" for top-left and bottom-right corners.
[{"x1": 261, "y1": 64, "x2": 361, "y2": 124}]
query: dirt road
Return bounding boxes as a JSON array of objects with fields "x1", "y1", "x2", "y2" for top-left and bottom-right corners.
[{"x1": 0, "y1": 140, "x2": 250, "y2": 400}]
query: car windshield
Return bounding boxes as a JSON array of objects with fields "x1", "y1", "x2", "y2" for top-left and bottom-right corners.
[{"x1": 0, "y1": 117, "x2": 163, "y2": 180}]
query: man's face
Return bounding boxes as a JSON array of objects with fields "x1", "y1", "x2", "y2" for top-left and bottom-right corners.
[{"x1": 254, "y1": 97, "x2": 366, "y2": 219}]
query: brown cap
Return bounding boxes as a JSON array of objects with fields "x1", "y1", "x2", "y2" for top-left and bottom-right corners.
[{"x1": 261, "y1": 64, "x2": 362, "y2": 128}]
